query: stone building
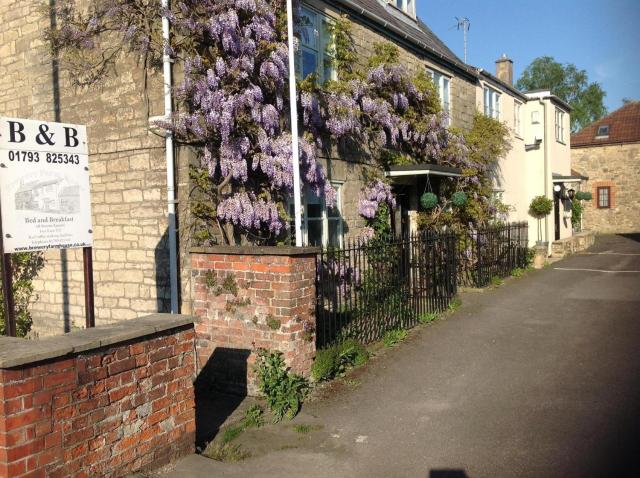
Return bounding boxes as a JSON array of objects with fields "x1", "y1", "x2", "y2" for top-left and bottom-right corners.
[
  {"x1": 1, "y1": 0, "x2": 486, "y2": 336},
  {"x1": 571, "y1": 101, "x2": 640, "y2": 234}
]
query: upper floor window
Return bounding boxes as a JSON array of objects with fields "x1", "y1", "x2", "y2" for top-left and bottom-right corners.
[
  {"x1": 483, "y1": 86, "x2": 500, "y2": 120},
  {"x1": 391, "y1": 0, "x2": 416, "y2": 17},
  {"x1": 427, "y1": 69, "x2": 451, "y2": 120},
  {"x1": 596, "y1": 124, "x2": 610, "y2": 138},
  {"x1": 296, "y1": 6, "x2": 335, "y2": 84},
  {"x1": 555, "y1": 108, "x2": 565, "y2": 143},
  {"x1": 514, "y1": 101, "x2": 522, "y2": 137}
]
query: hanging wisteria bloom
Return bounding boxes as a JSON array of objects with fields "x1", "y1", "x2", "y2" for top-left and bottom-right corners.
[{"x1": 358, "y1": 180, "x2": 396, "y2": 219}]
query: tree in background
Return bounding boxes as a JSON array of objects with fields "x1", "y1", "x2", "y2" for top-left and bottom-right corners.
[{"x1": 516, "y1": 56, "x2": 607, "y2": 132}]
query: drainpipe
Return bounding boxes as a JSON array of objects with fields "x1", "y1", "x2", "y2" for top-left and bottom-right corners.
[
  {"x1": 538, "y1": 99, "x2": 550, "y2": 255},
  {"x1": 286, "y1": 0, "x2": 303, "y2": 247},
  {"x1": 161, "y1": 0, "x2": 179, "y2": 313}
]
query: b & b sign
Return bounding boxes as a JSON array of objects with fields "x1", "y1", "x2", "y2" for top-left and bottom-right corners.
[{"x1": 0, "y1": 117, "x2": 93, "y2": 253}]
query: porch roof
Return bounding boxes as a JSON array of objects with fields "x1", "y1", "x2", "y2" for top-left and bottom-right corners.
[
  {"x1": 385, "y1": 163, "x2": 463, "y2": 178},
  {"x1": 552, "y1": 172, "x2": 588, "y2": 183}
]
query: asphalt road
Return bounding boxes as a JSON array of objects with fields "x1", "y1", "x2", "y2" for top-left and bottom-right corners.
[{"x1": 161, "y1": 234, "x2": 640, "y2": 478}]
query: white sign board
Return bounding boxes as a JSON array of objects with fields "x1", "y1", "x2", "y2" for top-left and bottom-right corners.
[{"x1": 0, "y1": 117, "x2": 93, "y2": 253}]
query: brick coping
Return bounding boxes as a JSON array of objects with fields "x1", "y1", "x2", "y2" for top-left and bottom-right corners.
[
  {"x1": 0, "y1": 313, "x2": 195, "y2": 368},
  {"x1": 552, "y1": 230, "x2": 595, "y2": 245},
  {"x1": 190, "y1": 245, "x2": 320, "y2": 256}
]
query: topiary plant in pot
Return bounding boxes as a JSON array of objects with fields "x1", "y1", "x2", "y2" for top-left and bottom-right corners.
[{"x1": 529, "y1": 195, "x2": 553, "y2": 246}]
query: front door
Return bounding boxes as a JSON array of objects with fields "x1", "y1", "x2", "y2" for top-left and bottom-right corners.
[{"x1": 553, "y1": 191, "x2": 561, "y2": 241}]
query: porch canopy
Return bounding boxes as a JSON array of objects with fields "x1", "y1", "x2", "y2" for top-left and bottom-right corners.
[
  {"x1": 552, "y1": 171, "x2": 589, "y2": 184},
  {"x1": 384, "y1": 163, "x2": 463, "y2": 180}
]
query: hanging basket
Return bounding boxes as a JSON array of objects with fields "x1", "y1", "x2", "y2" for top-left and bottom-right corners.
[
  {"x1": 420, "y1": 192, "x2": 438, "y2": 210},
  {"x1": 451, "y1": 191, "x2": 467, "y2": 207}
]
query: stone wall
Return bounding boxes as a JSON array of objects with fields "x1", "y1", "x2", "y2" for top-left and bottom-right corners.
[
  {"x1": 0, "y1": 315, "x2": 196, "y2": 478},
  {"x1": 0, "y1": 0, "x2": 180, "y2": 335},
  {"x1": 191, "y1": 248, "x2": 317, "y2": 395},
  {"x1": 572, "y1": 143, "x2": 640, "y2": 233}
]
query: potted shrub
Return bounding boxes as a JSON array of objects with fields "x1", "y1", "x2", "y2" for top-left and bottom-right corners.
[{"x1": 528, "y1": 195, "x2": 553, "y2": 246}]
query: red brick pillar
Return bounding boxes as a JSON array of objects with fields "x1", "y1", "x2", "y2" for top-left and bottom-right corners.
[{"x1": 191, "y1": 246, "x2": 318, "y2": 394}]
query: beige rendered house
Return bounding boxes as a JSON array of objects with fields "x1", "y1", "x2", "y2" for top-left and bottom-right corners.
[
  {"x1": 571, "y1": 101, "x2": 640, "y2": 234},
  {"x1": 475, "y1": 56, "x2": 577, "y2": 249}
]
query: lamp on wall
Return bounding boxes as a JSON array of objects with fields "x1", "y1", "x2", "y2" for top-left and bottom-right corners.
[{"x1": 567, "y1": 188, "x2": 576, "y2": 200}]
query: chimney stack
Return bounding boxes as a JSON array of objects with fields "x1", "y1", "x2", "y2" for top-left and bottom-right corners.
[{"x1": 495, "y1": 53, "x2": 513, "y2": 85}]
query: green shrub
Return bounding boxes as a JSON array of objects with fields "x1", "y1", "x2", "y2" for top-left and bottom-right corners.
[
  {"x1": 420, "y1": 192, "x2": 438, "y2": 210},
  {"x1": 0, "y1": 252, "x2": 44, "y2": 337},
  {"x1": 512, "y1": 268, "x2": 525, "y2": 278},
  {"x1": 311, "y1": 347, "x2": 340, "y2": 382},
  {"x1": 571, "y1": 198, "x2": 583, "y2": 229},
  {"x1": 528, "y1": 196, "x2": 553, "y2": 219},
  {"x1": 575, "y1": 191, "x2": 592, "y2": 201},
  {"x1": 255, "y1": 350, "x2": 309, "y2": 422},
  {"x1": 311, "y1": 339, "x2": 369, "y2": 382},
  {"x1": 451, "y1": 191, "x2": 467, "y2": 207},
  {"x1": 383, "y1": 329, "x2": 407, "y2": 347},
  {"x1": 242, "y1": 405, "x2": 264, "y2": 429}
]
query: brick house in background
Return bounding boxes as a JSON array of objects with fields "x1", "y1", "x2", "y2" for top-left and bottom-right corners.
[{"x1": 571, "y1": 101, "x2": 640, "y2": 234}]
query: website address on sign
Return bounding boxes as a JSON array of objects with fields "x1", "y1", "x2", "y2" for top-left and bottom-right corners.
[{"x1": 13, "y1": 242, "x2": 90, "y2": 252}]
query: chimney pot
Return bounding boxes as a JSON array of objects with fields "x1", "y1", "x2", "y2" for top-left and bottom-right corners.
[{"x1": 496, "y1": 54, "x2": 513, "y2": 85}]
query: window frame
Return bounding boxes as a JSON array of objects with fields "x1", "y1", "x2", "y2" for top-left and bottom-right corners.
[
  {"x1": 289, "y1": 182, "x2": 344, "y2": 248},
  {"x1": 596, "y1": 186, "x2": 611, "y2": 209},
  {"x1": 391, "y1": 0, "x2": 416, "y2": 17},
  {"x1": 483, "y1": 86, "x2": 501, "y2": 120},
  {"x1": 514, "y1": 100, "x2": 522, "y2": 137},
  {"x1": 296, "y1": 5, "x2": 336, "y2": 84},
  {"x1": 555, "y1": 108, "x2": 565, "y2": 143},
  {"x1": 427, "y1": 69, "x2": 451, "y2": 121},
  {"x1": 596, "y1": 125, "x2": 610, "y2": 138}
]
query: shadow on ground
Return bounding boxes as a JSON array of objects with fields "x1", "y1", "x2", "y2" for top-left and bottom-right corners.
[{"x1": 194, "y1": 348, "x2": 251, "y2": 449}]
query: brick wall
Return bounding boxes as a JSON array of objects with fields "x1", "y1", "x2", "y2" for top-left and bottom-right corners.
[
  {"x1": 191, "y1": 248, "x2": 317, "y2": 395},
  {"x1": 572, "y1": 143, "x2": 640, "y2": 233},
  {"x1": 0, "y1": 317, "x2": 196, "y2": 478}
]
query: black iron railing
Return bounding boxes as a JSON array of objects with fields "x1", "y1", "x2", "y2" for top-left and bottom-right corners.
[
  {"x1": 315, "y1": 222, "x2": 529, "y2": 348},
  {"x1": 457, "y1": 222, "x2": 529, "y2": 288},
  {"x1": 316, "y1": 231, "x2": 457, "y2": 348}
]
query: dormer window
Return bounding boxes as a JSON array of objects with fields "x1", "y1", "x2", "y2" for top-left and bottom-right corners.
[
  {"x1": 596, "y1": 125, "x2": 610, "y2": 138},
  {"x1": 390, "y1": 0, "x2": 416, "y2": 18}
]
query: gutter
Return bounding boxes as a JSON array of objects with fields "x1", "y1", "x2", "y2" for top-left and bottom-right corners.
[
  {"x1": 161, "y1": 0, "x2": 179, "y2": 314},
  {"x1": 331, "y1": 0, "x2": 478, "y2": 82}
]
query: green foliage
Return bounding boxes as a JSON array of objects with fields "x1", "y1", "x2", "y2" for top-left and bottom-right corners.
[
  {"x1": 205, "y1": 271, "x2": 217, "y2": 289},
  {"x1": 528, "y1": 196, "x2": 553, "y2": 219},
  {"x1": 266, "y1": 315, "x2": 281, "y2": 330},
  {"x1": 203, "y1": 441, "x2": 250, "y2": 462},
  {"x1": 0, "y1": 252, "x2": 44, "y2": 337},
  {"x1": 490, "y1": 276, "x2": 504, "y2": 287},
  {"x1": 222, "y1": 425, "x2": 244, "y2": 443},
  {"x1": 419, "y1": 113, "x2": 511, "y2": 232},
  {"x1": 326, "y1": 15, "x2": 358, "y2": 82},
  {"x1": 516, "y1": 56, "x2": 607, "y2": 132},
  {"x1": 451, "y1": 191, "x2": 467, "y2": 207},
  {"x1": 242, "y1": 405, "x2": 265, "y2": 429},
  {"x1": 575, "y1": 191, "x2": 592, "y2": 201},
  {"x1": 571, "y1": 198, "x2": 583, "y2": 229},
  {"x1": 311, "y1": 339, "x2": 369, "y2": 382},
  {"x1": 512, "y1": 268, "x2": 525, "y2": 278},
  {"x1": 447, "y1": 297, "x2": 462, "y2": 312},
  {"x1": 420, "y1": 192, "x2": 438, "y2": 210},
  {"x1": 383, "y1": 328, "x2": 407, "y2": 347},
  {"x1": 255, "y1": 350, "x2": 309, "y2": 422},
  {"x1": 418, "y1": 312, "x2": 439, "y2": 324}
]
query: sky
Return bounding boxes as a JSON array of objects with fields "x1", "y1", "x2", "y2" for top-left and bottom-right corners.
[{"x1": 417, "y1": 0, "x2": 640, "y2": 113}]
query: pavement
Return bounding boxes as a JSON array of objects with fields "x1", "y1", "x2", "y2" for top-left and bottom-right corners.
[{"x1": 158, "y1": 234, "x2": 640, "y2": 478}]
